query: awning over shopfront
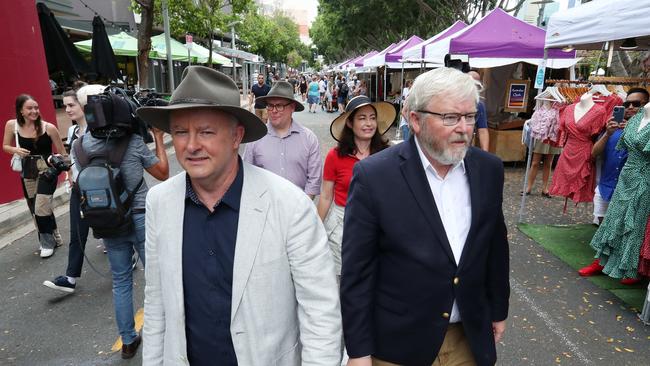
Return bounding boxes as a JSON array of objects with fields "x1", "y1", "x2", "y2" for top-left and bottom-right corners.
[
  {"x1": 424, "y1": 8, "x2": 578, "y2": 68},
  {"x1": 211, "y1": 46, "x2": 263, "y2": 63},
  {"x1": 75, "y1": 32, "x2": 139, "y2": 57},
  {"x1": 545, "y1": 0, "x2": 650, "y2": 50}
]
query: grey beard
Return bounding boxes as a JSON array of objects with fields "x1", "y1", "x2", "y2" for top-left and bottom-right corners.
[{"x1": 418, "y1": 133, "x2": 469, "y2": 165}]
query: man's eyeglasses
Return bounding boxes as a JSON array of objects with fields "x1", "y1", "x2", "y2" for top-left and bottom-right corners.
[
  {"x1": 415, "y1": 110, "x2": 477, "y2": 126},
  {"x1": 266, "y1": 102, "x2": 292, "y2": 112},
  {"x1": 623, "y1": 101, "x2": 642, "y2": 108}
]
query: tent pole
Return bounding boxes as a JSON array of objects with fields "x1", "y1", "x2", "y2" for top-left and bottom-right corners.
[
  {"x1": 518, "y1": 48, "x2": 548, "y2": 223},
  {"x1": 383, "y1": 66, "x2": 387, "y2": 101}
]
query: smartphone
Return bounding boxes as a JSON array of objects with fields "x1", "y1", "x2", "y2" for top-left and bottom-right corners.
[{"x1": 613, "y1": 106, "x2": 625, "y2": 123}]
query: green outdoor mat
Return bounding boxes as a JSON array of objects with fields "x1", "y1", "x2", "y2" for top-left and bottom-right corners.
[{"x1": 517, "y1": 223, "x2": 646, "y2": 309}]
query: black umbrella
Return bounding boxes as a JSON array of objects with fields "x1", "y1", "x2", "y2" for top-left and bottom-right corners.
[
  {"x1": 91, "y1": 16, "x2": 120, "y2": 81},
  {"x1": 36, "y1": 2, "x2": 90, "y2": 76}
]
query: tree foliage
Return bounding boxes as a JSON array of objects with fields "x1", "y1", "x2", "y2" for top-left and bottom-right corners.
[
  {"x1": 311, "y1": 0, "x2": 526, "y2": 63},
  {"x1": 237, "y1": 10, "x2": 307, "y2": 64}
]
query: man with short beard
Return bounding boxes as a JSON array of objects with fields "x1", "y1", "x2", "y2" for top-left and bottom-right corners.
[{"x1": 341, "y1": 67, "x2": 510, "y2": 366}]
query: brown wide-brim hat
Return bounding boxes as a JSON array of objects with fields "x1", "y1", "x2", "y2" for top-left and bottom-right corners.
[
  {"x1": 330, "y1": 96, "x2": 396, "y2": 141},
  {"x1": 136, "y1": 66, "x2": 266, "y2": 143},
  {"x1": 254, "y1": 81, "x2": 304, "y2": 112}
]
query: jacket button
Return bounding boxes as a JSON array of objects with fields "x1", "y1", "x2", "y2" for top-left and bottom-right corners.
[
  {"x1": 442, "y1": 312, "x2": 450, "y2": 319},
  {"x1": 453, "y1": 277, "x2": 460, "y2": 285}
]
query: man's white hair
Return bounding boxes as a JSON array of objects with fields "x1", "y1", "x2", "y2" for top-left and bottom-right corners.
[
  {"x1": 406, "y1": 68, "x2": 481, "y2": 112},
  {"x1": 76, "y1": 84, "x2": 106, "y2": 107}
]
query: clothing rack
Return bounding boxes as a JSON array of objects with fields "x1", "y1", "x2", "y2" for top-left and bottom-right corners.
[{"x1": 546, "y1": 79, "x2": 649, "y2": 86}]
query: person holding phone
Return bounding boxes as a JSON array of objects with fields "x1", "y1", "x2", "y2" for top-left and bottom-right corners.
[{"x1": 579, "y1": 87, "x2": 649, "y2": 282}]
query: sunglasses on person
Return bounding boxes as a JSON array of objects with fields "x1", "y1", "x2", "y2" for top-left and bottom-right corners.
[{"x1": 623, "y1": 101, "x2": 642, "y2": 108}]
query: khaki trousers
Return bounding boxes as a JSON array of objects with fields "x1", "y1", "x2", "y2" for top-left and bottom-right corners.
[
  {"x1": 372, "y1": 324, "x2": 476, "y2": 366},
  {"x1": 254, "y1": 108, "x2": 268, "y2": 122}
]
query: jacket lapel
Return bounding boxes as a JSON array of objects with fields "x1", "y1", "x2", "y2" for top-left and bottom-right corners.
[
  {"x1": 167, "y1": 173, "x2": 188, "y2": 315},
  {"x1": 457, "y1": 149, "x2": 481, "y2": 271},
  {"x1": 399, "y1": 138, "x2": 456, "y2": 264},
  {"x1": 231, "y1": 163, "x2": 269, "y2": 320}
]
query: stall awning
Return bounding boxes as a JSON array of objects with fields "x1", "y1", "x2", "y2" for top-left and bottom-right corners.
[
  {"x1": 401, "y1": 21, "x2": 467, "y2": 62},
  {"x1": 545, "y1": 0, "x2": 650, "y2": 50},
  {"x1": 211, "y1": 46, "x2": 263, "y2": 63}
]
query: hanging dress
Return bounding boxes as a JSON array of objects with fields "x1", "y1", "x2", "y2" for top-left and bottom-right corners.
[
  {"x1": 529, "y1": 102, "x2": 563, "y2": 155},
  {"x1": 590, "y1": 111, "x2": 650, "y2": 279},
  {"x1": 549, "y1": 102, "x2": 607, "y2": 203}
]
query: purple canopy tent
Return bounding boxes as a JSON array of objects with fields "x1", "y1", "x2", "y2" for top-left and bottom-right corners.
[
  {"x1": 424, "y1": 8, "x2": 577, "y2": 68},
  {"x1": 354, "y1": 50, "x2": 378, "y2": 67},
  {"x1": 384, "y1": 35, "x2": 424, "y2": 65},
  {"x1": 401, "y1": 21, "x2": 467, "y2": 62}
]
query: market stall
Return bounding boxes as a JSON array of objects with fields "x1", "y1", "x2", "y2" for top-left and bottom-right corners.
[
  {"x1": 412, "y1": 8, "x2": 578, "y2": 162},
  {"x1": 535, "y1": 0, "x2": 650, "y2": 320}
]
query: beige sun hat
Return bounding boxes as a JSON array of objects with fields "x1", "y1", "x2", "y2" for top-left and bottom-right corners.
[
  {"x1": 330, "y1": 95, "x2": 396, "y2": 141},
  {"x1": 136, "y1": 66, "x2": 266, "y2": 143}
]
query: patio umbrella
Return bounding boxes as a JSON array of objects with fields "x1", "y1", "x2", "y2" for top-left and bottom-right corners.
[
  {"x1": 75, "y1": 32, "x2": 140, "y2": 57},
  {"x1": 90, "y1": 16, "x2": 120, "y2": 81},
  {"x1": 36, "y1": 2, "x2": 89, "y2": 76}
]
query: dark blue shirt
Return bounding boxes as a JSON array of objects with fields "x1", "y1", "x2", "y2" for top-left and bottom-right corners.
[
  {"x1": 251, "y1": 83, "x2": 271, "y2": 109},
  {"x1": 476, "y1": 101, "x2": 488, "y2": 129},
  {"x1": 182, "y1": 159, "x2": 243, "y2": 366},
  {"x1": 598, "y1": 129, "x2": 627, "y2": 201}
]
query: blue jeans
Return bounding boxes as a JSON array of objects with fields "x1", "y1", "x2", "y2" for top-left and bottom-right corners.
[
  {"x1": 103, "y1": 213, "x2": 146, "y2": 345},
  {"x1": 400, "y1": 125, "x2": 411, "y2": 141}
]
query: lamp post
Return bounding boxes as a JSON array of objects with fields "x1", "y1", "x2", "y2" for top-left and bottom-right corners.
[
  {"x1": 162, "y1": 0, "x2": 174, "y2": 91},
  {"x1": 227, "y1": 20, "x2": 242, "y2": 82}
]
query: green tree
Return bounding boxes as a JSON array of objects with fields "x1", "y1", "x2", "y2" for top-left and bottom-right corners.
[
  {"x1": 152, "y1": 0, "x2": 253, "y2": 64},
  {"x1": 132, "y1": 0, "x2": 155, "y2": 87},
  {"x1": 286, "y1": 50, "x2": 303, "y2": 69},
  {"x1": 237, "y1": 11, "x2": 305, "y2": 63},
  {"x1": 311, "y1": 0, "x2": 526, "y2": 63}
]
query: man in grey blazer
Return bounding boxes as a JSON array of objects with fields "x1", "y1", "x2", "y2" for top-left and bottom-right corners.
[{"x1": 137, "y1": 66, "x2": 342, "y2": 366}]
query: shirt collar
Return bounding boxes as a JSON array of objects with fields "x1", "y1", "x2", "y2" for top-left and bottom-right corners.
[
  {"x1": 185, "y1": 157, "x2": 244, "y2": 212},
  {"x1": 266, "y1": 119, "x2": 302, "y2": 137},
  {"x1": 414, "y1": 136, "x2": 466, "y2": 179}
]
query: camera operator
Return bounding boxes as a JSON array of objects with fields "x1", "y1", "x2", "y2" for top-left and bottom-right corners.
[{"x1": 65, "y1": 87, "x2": 169, "y2": 359}]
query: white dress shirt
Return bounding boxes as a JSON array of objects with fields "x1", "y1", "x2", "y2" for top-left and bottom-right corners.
[{"x1": 415, "y1": 138, "x2": 472, "y2": 323}]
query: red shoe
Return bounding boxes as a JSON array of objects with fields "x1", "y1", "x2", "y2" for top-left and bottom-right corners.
[
  {"x1": 578, "y1": 259, "x2": 604, "y2": 277},
  {"x1": 620, "y1": 278, "x2": 641, "y2": 285}
]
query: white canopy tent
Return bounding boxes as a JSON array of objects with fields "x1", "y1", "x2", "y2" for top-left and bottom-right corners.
[
  {"x1": 184, "y1": 42, "x2": 235, "y2": 67},
  {"x1": 545, "y1": 0, "x2": 650, "y2": 50}
]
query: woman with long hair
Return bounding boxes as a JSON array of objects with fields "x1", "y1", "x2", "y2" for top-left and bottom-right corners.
[
  {"x1": 317, "y1": 95, "x2": 395, "y2": 279},
  {"x1": 299, "y1": 75, "x2": 308, "y2": 102},
  {"x1": 3, "y1": 94, "x2": 66, "y2": 257}
]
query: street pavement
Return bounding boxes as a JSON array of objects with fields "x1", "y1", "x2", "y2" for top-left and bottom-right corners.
[{"x1": 2, "y1": 99, "x2": 650, "y2": 365}]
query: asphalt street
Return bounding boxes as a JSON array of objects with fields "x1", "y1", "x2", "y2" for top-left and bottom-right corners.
[{"x1": 2, "y1": 100, "x2": 650, "y2": 365}]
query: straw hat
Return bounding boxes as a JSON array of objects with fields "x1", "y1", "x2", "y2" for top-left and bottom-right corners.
[
  {"x1": 254, "y1": 81, "x2": 304, "y2": 112},
  {"x1": 136, "y1": 66, "x2": 266, "y2": 143},
  {"x1": 330, "y1": 96, "x2": 396, "y2": 141}
]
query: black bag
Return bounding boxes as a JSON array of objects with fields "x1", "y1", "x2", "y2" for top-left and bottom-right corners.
[{"x1": 73, "y1": 135, "x2": 142, "y2": 238}]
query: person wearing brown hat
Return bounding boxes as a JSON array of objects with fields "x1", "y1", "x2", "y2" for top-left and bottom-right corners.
[
  {"x1": 137, "y1": 66, "x2": 341, "y2": 365},
  {"x1": 242, "y1": 80, "x2": 323, "y2": 199},
  {"x1": 316, "y1": 96, "x2": 394, "y2": 278}
]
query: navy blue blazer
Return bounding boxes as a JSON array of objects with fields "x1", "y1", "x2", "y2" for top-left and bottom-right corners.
[{"x1": 341, "y1": 137, "x2": 510, "y2": 366}]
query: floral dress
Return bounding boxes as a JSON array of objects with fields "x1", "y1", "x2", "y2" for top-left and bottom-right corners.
[
  {"x1": 590, "y1": 111, "x2": 650, "y2": 279},
  {"x1": 549, "y1": 103, "x2": 607, "y2": 203}
]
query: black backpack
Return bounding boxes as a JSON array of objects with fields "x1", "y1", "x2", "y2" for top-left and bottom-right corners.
[
  {"x1": 341, "y1": 82, "x2": 349, "y2": 95},
  {"x1": 73, "y1": 135, "x2": 143, "y2": 238}
]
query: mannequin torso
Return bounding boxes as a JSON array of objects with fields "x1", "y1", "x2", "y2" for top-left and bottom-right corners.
[
  {"x1": 574, "y1": 93, "x2": 595, "y2": 123},
  {"x1": 639, "y1": 102, "x2": 650, "y2": 132}
]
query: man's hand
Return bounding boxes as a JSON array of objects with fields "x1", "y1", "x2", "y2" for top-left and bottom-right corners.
[
  {"x1": 604, "y1": 118, "x2": 620, "y2": 136},
  {"x1": 151, "y1": 127, "x2": 165, "y2": 140},
  {"x1": 492, "y1": 320, "x2": 506, "y2": 343},
  {"x1": 347, "y1": 357, "x2": 372, "y2": 366}
]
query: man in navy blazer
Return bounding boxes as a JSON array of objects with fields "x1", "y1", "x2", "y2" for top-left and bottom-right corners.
[{"x1": 342, "y1": 67, "x2": 510, "y2": 366}]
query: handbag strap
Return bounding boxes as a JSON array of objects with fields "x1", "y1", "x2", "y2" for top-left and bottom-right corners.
[{"x1": 14, "y1": 121, "x2": 20, "y2": 149}]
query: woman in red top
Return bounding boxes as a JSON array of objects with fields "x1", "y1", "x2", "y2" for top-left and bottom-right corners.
[{"x1": 317, "y1": 96, "x2": 395, "y2": 278}]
